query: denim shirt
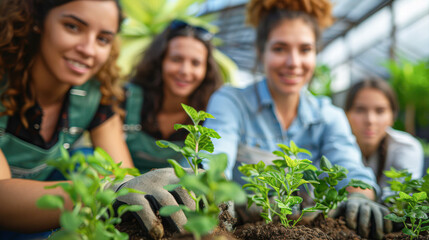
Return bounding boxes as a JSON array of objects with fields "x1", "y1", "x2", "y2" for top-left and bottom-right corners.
[{"x1": 204, "y1": 79, "x2": 379, "y2": 194}]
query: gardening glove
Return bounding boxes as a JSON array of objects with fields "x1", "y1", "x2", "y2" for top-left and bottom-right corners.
[
  {"x1": 329, "y1": 192, "x2": 392, "y2": 240},
  {"x1": 107, "y1": 168, "x2": 196, "y2": 240}
]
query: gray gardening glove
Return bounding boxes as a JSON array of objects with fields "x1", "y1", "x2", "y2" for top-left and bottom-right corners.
[
  {"x1": 329, "y1": 193, "x2": 392, "y2": 240},
  {"x1": 107, "y1": 168, "x2": 195, "y2": 240}
]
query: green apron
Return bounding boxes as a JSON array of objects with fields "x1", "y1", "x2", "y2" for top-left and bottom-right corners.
[
  {"x1": 124, "y1": 83, "x2": 184, "y2": 173},
  {"x1": 0, "y1": 80, "x2": 101, "y2": 180}
]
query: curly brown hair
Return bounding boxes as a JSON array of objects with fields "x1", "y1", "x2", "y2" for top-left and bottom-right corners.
[
  {"x1": 245, "y1": 0, "x2": 334, "y2": 59},
  {"x1": 0, "y1": 0, "x2": 124, "y2": 128},
  {"x1": 131, "y1": 20, "x2": 223, "y2": 133},
  {"x1": 246, "y1": 0, "x2": 334, "y2": 29}
]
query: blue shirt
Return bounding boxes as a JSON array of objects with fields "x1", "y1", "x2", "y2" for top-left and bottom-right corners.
[{"x1": 204, "y1": 79, "x2": 379, "y2": 194}]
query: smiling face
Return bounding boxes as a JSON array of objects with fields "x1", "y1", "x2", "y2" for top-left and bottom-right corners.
[
  {"x1": 162, "y1": 36, "x2": 208, "y2": 99},
  {"x1": 32, "y1": 0, "x2": 119, "y2": 88},
  {"x1": 262, "y1": 19, "x2": 316, "y2": 98},
  {"x1": 347, "y1": 87, "x2": 394, "y2": 151}
]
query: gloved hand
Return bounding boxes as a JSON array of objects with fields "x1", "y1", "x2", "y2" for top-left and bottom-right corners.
[
  {"x1": 107, "y1": 168, "x2": 195, "y2": 240},
  {"x1": 329, "y1": 193, "x2": 392, "y2": 240}
]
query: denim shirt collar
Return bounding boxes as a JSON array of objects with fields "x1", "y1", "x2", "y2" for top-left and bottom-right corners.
[{"x1": 257, "y1": 78, "x2": 322, "y2": 127}]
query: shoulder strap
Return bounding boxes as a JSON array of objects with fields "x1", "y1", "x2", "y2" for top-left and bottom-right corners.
[
  {"x1": 65, "y1": 79, "x2": 101, "y2": 142},
  {"x1": 0, "y1": 78, "x2": 8, "y2": 131},
  {"x1": 124, "y1": 83, "x2": 143, "y2": 131},
  {"x1": 0, "y1": 114, "x2": 7, "y2": 134}
]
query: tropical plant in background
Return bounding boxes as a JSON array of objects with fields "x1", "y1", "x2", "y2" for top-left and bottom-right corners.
[
  {"x1": 384, "y1": 58, "x2": 429, "y2": 135},
  {"x1": 118, "y1": 0, "x2": 238, "y2": 85},
  {"x1": 308, "y1": 64, "x2": 333, "y2": 97}
]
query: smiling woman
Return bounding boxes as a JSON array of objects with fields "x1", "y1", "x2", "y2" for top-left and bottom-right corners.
[
  {"x1": 345, "y1": 78, "x2": 424, "y2": 200},
  {"x1": 0, "y1": 0, "x2": 134, "y2": 237},
  {"x1": 122, "y1": 19, "x2": 222, "y2": 173},
  {"x1": 203, "y1": 0, "x2": 394, "y2": 239}
]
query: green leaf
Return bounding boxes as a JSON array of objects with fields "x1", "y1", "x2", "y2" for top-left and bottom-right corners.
[
  {"x1": 37, "y1": 195, "x2": 64, "y2": 210},
  {"x1": 180, "y1": 175, "x2": 209, "y2": 196},
  {"x1": 117, "y1": 204, "x2": 143, "y2": 217},
  {"x1": 320, "y1": 156, "x2": 333, "y2": 170},
  {"x1": 384, "y1": 213, "x2": 406, "y2": 222},
  {"x1": 197, "y1": 111, "x2": 215, "y2": 121},
  {"x1": 60, "y1": 211, "x2": 83, "y2": 232},
  {"x1": 214, "y1": 182, "x2": 247, "y2": 204},
  {"x1": 96, "y1": 190, "x2": 116, "y2": 206},
  {"x1": 326, "y1": 188, "x2": 338, "y2": 202},
  {"x1": 94, "y1": 221, "x2": 114, "y2": 240},
  {"x1": 156, "y1": 140, "x2": 182, "y2": 152},
  {"x1": 399, "y1": 192, "x2": 413, "y2": 201},
  {"x1": 168, "y1": 159, "x2": 187, "y2": 178},
  {"x1": 204, "y1": 152, "x2": 228, "y2": 179},
  {"x1": 415, "y1": 210, "x2": 427, "y2": 219},
  {"x1": 159, "y1": 205, "x2": 184, "y2": 216},
  {"x1": 402, "y1": 227, "x2": 417, "y2": 237},
  {"x1": 184, "y1": 215, "x2": 218, "y2": 236},
  {"x1": 285, "y1": 156, "x2": 297, "y2": 168},
  {"x1": 181, "y1": 104, "x2": 199, "y2": 125},
  {"x1": 163, "y1": 183, "x2": 182, "y2": 191},
  {"x1": 347, "y1": 179, "x2": 372, "y2": 190},
  {"x1": 94, "y1": 147, "x2": 114, "y2": 166},
  {"x1": 413, "y1": 192, "x2": 427, "y2": 202},
  {"x1": 272, "y1": 159, "x2": 287, "y2": 168},
  {"x1": 48, "y1": 230, "x2": 80, "y2": 240}
]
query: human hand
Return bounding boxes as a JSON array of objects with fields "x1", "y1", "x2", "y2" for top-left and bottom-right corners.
[
  {"x1": 329, "y1": 193, "x2": 392, "y2": 239},
  {"x1": 107, "y1": 168, "x2": 195, "y2": 240}
]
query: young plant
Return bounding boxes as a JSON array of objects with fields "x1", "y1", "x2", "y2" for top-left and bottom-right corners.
[
  {"x1": 238, "y1": 141, "x2": 319, "y2": 228},
  {"x1": 383, "y1": 167, "x2": 429, "y2": 239},
  {"x1": 304, "y1": 156, "x2": 372, "y2": 217},
  {"x1": 156, "y1": 104, "x2": 246, "y2": 240},
  {"x1": 384, "y1": 192, "x2": 429, "y2": 239},
  {"x1": 383, "y1": 167, "x2": 424, "y2": 215},
  {"x1": 37, "y1": 147, "x2": 141, "y2": 240}
]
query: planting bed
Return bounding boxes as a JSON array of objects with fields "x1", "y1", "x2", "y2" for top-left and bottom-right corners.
[{"x1": 116, "y1": 210, "x2": 429, "y2": 240}]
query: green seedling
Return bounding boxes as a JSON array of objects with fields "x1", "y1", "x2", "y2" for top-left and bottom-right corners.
[
  {"x1": 384, "y1": 167, "x2": 429, "y2": 239},
  {"x1": 157, "y1": 104, "x2": 246, "y2": 240},
  {"x1": 304, "y1": 156, "x2": 372, "y2": 217},
  {"x1": 384, "y1": 192, "x2": 429, "y2": 239},
  {"x1": 384, "y1": 167, "x2": 423, "y2": 215},
  {"x1": 37, "y1": 147, "x2": 141, "y2": 240},
  {"x1": 239, "y1": 141, "x2": 319, "y2": 228}
]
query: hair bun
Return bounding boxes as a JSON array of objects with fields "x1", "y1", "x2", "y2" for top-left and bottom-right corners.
[{"x1": 246, "y1": 0, "x2": 334, "y2": 29}]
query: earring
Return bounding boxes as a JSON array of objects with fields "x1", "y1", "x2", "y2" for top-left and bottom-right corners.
[{"x1": 33, "y1": 25, "x2": 40, "y2": 33}]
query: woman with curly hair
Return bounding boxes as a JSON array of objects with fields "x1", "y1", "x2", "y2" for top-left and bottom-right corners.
[
  {"x1": 123, "y1": 19, "x2": 222, "y2": 173},
  {"x1": 0, "y1": 0, "x2": 134, "y2": 236},
  {"x1": 204, "y1": 0, "x2": 391, "y2": 238}
]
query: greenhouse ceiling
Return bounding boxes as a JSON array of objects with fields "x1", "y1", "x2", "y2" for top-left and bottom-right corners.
[{"x1": 202, "y1": 0, "x2": 429, "y2": 89}]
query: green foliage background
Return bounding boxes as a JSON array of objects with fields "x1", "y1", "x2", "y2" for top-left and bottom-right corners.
[{"x1": 118, "y1": 0, "x2": 238, "y2": 84}]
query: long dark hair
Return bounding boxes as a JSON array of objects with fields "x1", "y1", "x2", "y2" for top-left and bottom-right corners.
[
  {"x1": 131, "y1": 20, "x2": 222, "y2": 133},
  {"x1": 345, "y1": 78, "x2": 399, "y2": 181},
  {"x1": 345, "y1": 78, "x2": 398, "y2": 120},
  {"x1": 0, "y1": 0, "x2": 124, "y2": 127}
]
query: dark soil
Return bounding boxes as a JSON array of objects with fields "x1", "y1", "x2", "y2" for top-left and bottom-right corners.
[{"x1": 116, "y1": 210, "x2": 429, "y2": 240}]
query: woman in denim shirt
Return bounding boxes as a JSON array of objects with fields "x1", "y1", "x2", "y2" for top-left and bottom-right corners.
[{"x1": 204, "y1": 0, "x2": 391, "y2": 238}]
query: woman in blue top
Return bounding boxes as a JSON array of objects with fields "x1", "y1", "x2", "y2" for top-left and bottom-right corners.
[{"x1": 204, "y1": 0, "x2": 391, "y2": 238}]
